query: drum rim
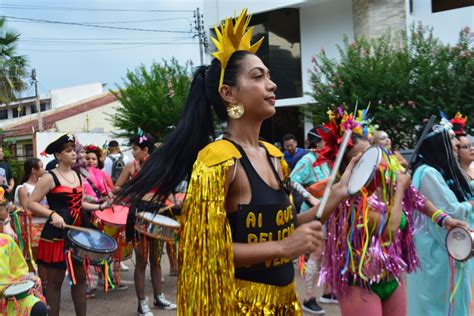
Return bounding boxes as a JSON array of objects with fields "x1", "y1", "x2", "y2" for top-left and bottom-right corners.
[
  {"x1": 4, "y1": 280, "x2": 35, "y2": 296},
  {"x1": 347, "y1": 146, "x2": 382, "y2": 195},
  {"x1": 445, "y1": 225, "x2": 472, "y2": 262},
  {"x1": 134, "y1": 224, "x2": 176, "y2": 242},
  {"x1": 67, "y1": 229, "x2": 118, "y2": 253},
  {"x1": 137, "y1": 212, "x2": 180, "y2": 228}
]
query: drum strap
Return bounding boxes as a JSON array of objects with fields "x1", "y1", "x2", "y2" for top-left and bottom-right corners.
[{"x1": 85, "y1": 177, "x2": 102, "y2": 200}]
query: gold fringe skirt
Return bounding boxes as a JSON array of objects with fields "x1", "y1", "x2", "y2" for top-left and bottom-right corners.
[{"x1": 235, "y1": 279, "x2": 302, "y2": 315}]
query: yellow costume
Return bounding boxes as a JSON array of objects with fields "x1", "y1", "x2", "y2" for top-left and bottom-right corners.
[
  {"x1": 177, "y1": 140, "x2": 301, "y2": 315},
  {"x1": 0, "y1": 233, "x2": 43, "y2": 316}
]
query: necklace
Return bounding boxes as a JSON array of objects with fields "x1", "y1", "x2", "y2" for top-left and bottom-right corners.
[{"x1": 56, "y1": 169, "x2": 76, "y2": 185}]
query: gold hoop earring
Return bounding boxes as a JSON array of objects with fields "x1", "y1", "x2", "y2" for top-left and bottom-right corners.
[{"x1": 227, "y1": 103, "x2": 244, "y2": 119}]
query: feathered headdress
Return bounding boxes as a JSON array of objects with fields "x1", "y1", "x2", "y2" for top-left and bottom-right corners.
[
  {"x1": 450, "y1": 112, "x2": 467, "y2": 136},
  {"x1": 211, "y1": 8, "x2": 264, "y2": 88},
  {"x1": 316, "y1": 106, "x2": 364, "y2": 163}
]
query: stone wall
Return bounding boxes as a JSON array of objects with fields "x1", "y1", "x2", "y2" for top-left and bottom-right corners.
[{"x1": 353, "y1": 0, "x2": 406, "y2": 39}]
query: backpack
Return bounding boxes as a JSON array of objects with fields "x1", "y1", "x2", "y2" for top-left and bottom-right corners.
[{"x1": 109, "y1": 154, "x2": 125, "y2": 183}]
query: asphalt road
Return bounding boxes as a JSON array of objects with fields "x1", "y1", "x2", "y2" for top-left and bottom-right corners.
[{"x1": 60, "y1": 256, "x2": 341, "y2": 316}]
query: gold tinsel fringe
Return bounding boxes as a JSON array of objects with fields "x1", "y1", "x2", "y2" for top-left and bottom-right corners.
[
  {"x1": 177, "y1": 158, "x2": 236, "y2": 315},
  {"x1": 235, "y1": 279, "x2": 302, "y2": 316}
]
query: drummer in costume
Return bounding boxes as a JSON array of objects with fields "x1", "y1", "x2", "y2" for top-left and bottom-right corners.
[
  {"x1": 0, "y1": 200, "x2": 47, "y2": 316},
  {"x1": 290, "y1": 128, "x2": 335, "y2": 313},
  {"x1": 27, "y1": 133, "x2": 112, "y2": 316},
  {"x1": 115, "y1": 131, "x2": 177, "y2": 315},
  {"x1": 317, "y1": 108, "x2": 466, "y2": 316},
  {"x1": 117, "y1": 9, "x2": 363, "y2": 315},
  {"x1": 406, "y1": 116, "x2": 473, "y2": 315}
]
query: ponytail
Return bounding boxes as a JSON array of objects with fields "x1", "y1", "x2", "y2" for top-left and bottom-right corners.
[{"x1": 117, "y1": 51, "x2": 252, "y2": 204}]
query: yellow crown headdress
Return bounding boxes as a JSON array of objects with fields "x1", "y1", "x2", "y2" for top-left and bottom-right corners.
[{"x1": 211, "y1": 8, "x2": 264, "y2": 89}]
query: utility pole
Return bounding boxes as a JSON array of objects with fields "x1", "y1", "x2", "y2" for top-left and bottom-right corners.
[
  {"x1": 194, "y1": 8, "x2": 208, "y2": 65},
  {"x1": 31, "y1": 69, "x2": 43, "y2": 131}
]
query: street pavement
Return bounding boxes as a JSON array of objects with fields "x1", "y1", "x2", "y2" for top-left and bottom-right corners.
[{"x1": 60, "y1": 256, "x2": 341, "y2": 315}]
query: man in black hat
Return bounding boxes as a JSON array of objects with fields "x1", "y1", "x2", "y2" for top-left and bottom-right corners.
[{"x1": 103, "y1": 140, "x2": 128, "y2": 183}]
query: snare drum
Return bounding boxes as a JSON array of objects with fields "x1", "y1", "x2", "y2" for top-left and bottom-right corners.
[
  {"x1": 135, "y1": 213, "x2": 180, "y2": 242},
  {"x1": 2, "y1": 280, "x2": 35, "y2": 300},
  {"x1": 67, "y1": 230, "x2": 118, "y2": 266},
  {"x1": 446, "y1": 226, "x2": 473, "y2": 262},
  {"x1": 347, "y1": 146, "x2": 388, "y2": 196}
]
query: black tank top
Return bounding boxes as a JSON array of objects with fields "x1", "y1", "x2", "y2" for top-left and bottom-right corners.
[{"x1": 226, "y1": 140, "x2": 297, "y2": 286}]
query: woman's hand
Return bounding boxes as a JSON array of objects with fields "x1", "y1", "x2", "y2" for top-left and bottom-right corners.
[
  {"x1": 50, "y1": 212, "x2": 66, "y2": 229},
  {"x1": 443, "y1": 217, "x2": 469, "y2": 231},
  {"x1": 306, "y1": 195, "x2": 320, "y2": 208},
  {"x1": 99, "y1": 197, "x2": 113, "y2": 211},
  {"x1": 335, "y1": 153, "x2": 363, "y2": 199},
  {"x1": 279, "y1": 220, "x2": 323, "y2": 259}
]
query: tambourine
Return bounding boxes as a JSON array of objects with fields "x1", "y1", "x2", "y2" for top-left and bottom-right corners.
[
  {"x1": 347, "y1": 146, "x2": 388, "y2": 196},
  {"x1": 446, "y1": 226, "x2": 473, "y2": 262},
  {"x1": 2, "y1": 280, "x2": 35, "y2": 300}
]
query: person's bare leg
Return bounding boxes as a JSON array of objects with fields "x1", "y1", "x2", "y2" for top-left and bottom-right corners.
[
  {"x1": 165, "y1": 241, "x2": 177, "y2": 274},
  {"x1": 45, "y1": 267, "x2": 65, "y2": 316},
  {"x1": 70, "y1": 263, "x2": 87, "y2": 316},
  {"x1": 149, "y1": 238, "x2": 162, "y2": 296},
  {"x1": 134, "y1": 242, "x2": 148, "y2": 300}
]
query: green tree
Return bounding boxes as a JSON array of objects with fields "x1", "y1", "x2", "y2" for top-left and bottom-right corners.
[
  {"x1": 111, "y1": 58, "x2": 191, "y2": 140},
  {"x1": 307, "y1": 24, "x2": 474, "y2": 148},
  {"x1": 0, "y1": 17, "x2": 29, "y2": 103}
]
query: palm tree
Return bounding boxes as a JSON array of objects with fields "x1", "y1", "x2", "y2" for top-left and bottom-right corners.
[{"x1": 0, "y1": 17, "x2": 29, "y2": 104}]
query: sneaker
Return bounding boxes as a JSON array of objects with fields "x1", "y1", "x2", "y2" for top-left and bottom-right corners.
[
  {"x1": 112, "y1": 284, "x2": 129, "y2": 291},
  {"x1": 137, "y1": 298, "x2": 153, "y2": 316},
  {"x1": 153, "y1": 293, "x2": 177, "y2": 310},
  {"x1": 120, "y1": 262, "x2": 130, "y2": 272},
  {"x1": 86, "y1": 286, "x2": 96, "y2": 299},
  {"x1": 319, "y1": 293, "x2": 338, "y2": 304},
  {"x1": 302, "y1": 298, "x2": 325, "y2": 314}
]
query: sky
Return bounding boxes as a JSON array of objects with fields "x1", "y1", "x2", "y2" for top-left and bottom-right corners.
[{"x1": 1, "y1": 0, "x2": 203, "y2": 97}]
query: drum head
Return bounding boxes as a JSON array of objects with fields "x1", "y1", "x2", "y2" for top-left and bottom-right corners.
[
  {"x1": 4, "y1": 280, "x2": 34, "y2": 297},
  {"x1": 446, "y1": 226, "x2": 472, "y2": 261},
  {"x1": 68, "y1": 230, "x2": 117, "y2": 253},
  {"x1": 95, "y1": 205, "x2": 129, "y2": 225},
  {"x1": 347, "y1": 146, "x2": 382, "y2": 195},
  {"x1": 139, "y1": 213, "x2": 180, "y2": 228}
]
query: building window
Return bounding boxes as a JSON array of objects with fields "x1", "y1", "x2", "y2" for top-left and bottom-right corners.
[
  {"x1": 210, "y1": 8, "x2": 302, "y2": 100},
  {"x1": 24, "y1": 144, "x2": 34, "y2": 158},
  {"x1": 31, "y1": 104, "x2": 37, "y2": 113},
  {"x1": 12, "y1": 106, "x2": 25, "y2": 118},
  {"x1": 251, "y1": 9, "x2": 302, "y2": 99},
  {"x1": 0, "y1": 109, "x2": 7, "y2": 120},
  {"x1": 432, "y1": 0, "x2": 473, "y2": 13}
]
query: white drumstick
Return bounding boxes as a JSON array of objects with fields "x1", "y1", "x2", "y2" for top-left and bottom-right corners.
[{"x1": 315, "y1": 129, "x2": 352, "y2": 220}]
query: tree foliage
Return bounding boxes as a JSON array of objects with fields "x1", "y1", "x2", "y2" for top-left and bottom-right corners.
[
  {"x1": 111, "y1": 58, "x2": 191, "y2": 140},
  {"x1": 0, "y1": 17, "x2": 29, "y2": 103},
  {"x1": 307, "y1": 24, "x2": 474, "y2": 148}
]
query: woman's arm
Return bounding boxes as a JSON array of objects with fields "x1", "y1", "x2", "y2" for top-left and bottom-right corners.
[{"x1": 18, "y1": 186, "x2": 29, "y2": 211}]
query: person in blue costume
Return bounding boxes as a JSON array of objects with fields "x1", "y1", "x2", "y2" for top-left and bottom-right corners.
[{"x1": 407, "y1": 122, "x2": 474, "y2": 316}]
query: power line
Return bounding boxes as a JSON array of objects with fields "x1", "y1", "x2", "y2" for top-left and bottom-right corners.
[
  {"x1": 5, "y1": 16, "x2": 193, "y2": 33},
  {"x1": 0, "y1": 4, "x2": 194, "y2": 13},
  {"x1": 20, "y1": 42, "x2": 198, "y2": 53}
]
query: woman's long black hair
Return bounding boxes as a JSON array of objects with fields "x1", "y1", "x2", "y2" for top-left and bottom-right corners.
[
  {"x1": 412, "y1": 129, "x2": 472, "y2": 202},
  {"x1": 117, "y1": 51, "x2": 252, "y2": 204},
  {"x1": 20, "y1": 157, "x2": 41, "y2": 184}
]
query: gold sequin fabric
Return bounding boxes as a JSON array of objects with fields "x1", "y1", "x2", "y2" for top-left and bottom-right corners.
[{"x1": 235, "y1": 279, "x2": 302, "y2": 315}]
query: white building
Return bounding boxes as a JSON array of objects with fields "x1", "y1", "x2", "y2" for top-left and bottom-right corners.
[
  {"x1": 0, "y1": 82, "x2": 104, "y2": 127},
  {"x1": 202, "y1": 0, "x2": 473, "y2": 143}
]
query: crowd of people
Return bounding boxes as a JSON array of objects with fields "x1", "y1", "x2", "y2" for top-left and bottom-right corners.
[{"x1": 0, "y1": 8, "x2": 473, "y2": 316}]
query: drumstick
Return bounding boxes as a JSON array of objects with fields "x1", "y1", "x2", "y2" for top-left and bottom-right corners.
[
  {"x1": 315, "y1": 129, "x2": 352, "y2": 221},
  {"x1": 102, "y1": 179, "x2": 116, "y2": 213},
  {"x1": 63, "y1": 224, "x2": 95, "y2": 233},
  {"x1": 407, "y1": 115, "x2": 436, "y2": 171}
]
